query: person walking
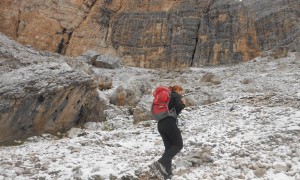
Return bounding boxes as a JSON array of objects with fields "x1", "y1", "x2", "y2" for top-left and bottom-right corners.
[{"x1": 150, "y1": 85, "x2": 186, "y2": 179}]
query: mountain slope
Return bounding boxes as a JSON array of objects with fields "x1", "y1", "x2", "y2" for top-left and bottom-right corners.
[{"x1": 0, "y1": 53, "x2": 299, "y2": 179}]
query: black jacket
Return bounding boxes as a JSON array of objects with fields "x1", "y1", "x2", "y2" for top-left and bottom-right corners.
[{"x1": 168, "y1": 91, "x2": 185, "y2": 116}]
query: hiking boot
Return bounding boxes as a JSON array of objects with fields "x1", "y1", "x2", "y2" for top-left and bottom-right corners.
[
  {"x1": 164, "y1": 174, "x2": 173, "y2": 180},
  {"x1": 150, "y1": 161, "x2": 168, "y2": 177},
  {"x1": 166, "y1": 166, "x2": 173, "y2": 177}
]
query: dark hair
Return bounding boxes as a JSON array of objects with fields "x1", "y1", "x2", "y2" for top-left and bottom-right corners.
[{"x1": 169, "y1": 85, "x2": 183, "y2": 93}]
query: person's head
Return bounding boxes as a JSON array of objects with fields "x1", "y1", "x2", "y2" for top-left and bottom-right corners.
[{"x1": 169, "y1": 85, "x2": 184, "y2": 95}]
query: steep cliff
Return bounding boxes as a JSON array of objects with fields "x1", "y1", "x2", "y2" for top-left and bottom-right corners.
[
  {"x1": 0, "y1": 0, "x2": 299, "y2": 68},
  {"x1": 245, "y1": 0, "x2": 300, "y2": 52}
]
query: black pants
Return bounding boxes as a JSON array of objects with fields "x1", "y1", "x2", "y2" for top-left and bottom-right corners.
[{"x1": 157, "y1": 116, "x2": 183, "y2": 173}]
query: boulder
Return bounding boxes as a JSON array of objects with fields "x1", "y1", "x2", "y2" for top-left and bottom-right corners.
[
  {"x1": 109, "y1": 80, "x2": 151, "y2": 107},
  {"x1": 271, "y1": 46, "x2": 289, "y2": 59},
  {"x1": 0, "y1": 33, "x2": 106, "y2": 144},
  {"x1": 133, "y1": 95, "x2": 153, "y2": 123},
  {"x1": 0, "y1": 61, "x2": 106, "y2": 144},
  {"x1": 80, "y1": 50, "x2": 100, "y2": 64},
  {"x1": 93, "y1": 55, "x2": 121, "y2": 69}
]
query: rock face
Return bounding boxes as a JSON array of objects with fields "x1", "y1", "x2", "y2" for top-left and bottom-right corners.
[
  {"x1": 245, "y1": 0, "x2": 300, "y2": 52},
  {"x1": 111, "y1": 0, "x2": 260, "y2": 68},
  {"x1": 0, "y1": 34, "x2": 106, "y2": 144},
  {"x1": 0, "y1": 0, "x2": 299, "y2": 68}
]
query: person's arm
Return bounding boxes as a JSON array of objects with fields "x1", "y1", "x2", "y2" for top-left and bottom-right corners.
[{"x1": 174, "y1": 93, "x2": 185, "y2": 115}]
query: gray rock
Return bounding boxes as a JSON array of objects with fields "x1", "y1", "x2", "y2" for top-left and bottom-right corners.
[
  {"x1": 271, "y1": 46, "x2": 289, "y2": 59},
  {"x1": 0, "y1": 33, "x2": 107, "y2": 144},
  {"x1": 109, "y1": 80, "x2": 151, "y2": 107},
  {"x1": 174, "y1": 159, "x2": 192, "y2": 168},
  {"x1": 133, "y1": 95, "x2": 153, "y2": 123},
  {"x1": 104, "y1": 106, "x2": 129, "y2": 120},
  {"x1": 254, "y1": 168, "x2": 267, "y2": 178},
  {"x1": 256, "y1": 161, "x2": 268, "y2": 168},
  {"x1": 273, "y1": 162, "x2": 289, "y2": 173},
  {"x1": 202, "y1": 152, "x2": 214, "y2": 163},
  {"x1": 295, "y1": 148, "x2": 300, "y2": 157},
  {"x1": 80, "y1": 50, "x2": 100, "y2": 64},
  {"x1": 93, "y1": 55, "x2": 121, "y2": 69}
]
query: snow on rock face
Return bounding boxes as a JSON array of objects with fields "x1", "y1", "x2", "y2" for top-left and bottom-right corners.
[{"x1": 0, "y1": 53, "x2": 299, "y2": 179}]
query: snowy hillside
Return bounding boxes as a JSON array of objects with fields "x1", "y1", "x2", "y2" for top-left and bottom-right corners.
[{"x1": 0, "y1": 53, "x2": 299, "y2": 180}]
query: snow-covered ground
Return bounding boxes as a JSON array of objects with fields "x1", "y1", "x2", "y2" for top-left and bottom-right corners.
[{"x1": 0, "y1": 53, "x2": 299, "y2": 180}]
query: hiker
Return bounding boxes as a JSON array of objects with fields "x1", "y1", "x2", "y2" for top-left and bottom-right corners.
[{"x1": 151, "y1": 85, "x2": 186, "y2": 179}]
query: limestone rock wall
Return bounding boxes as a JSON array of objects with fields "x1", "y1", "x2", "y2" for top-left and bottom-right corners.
[
  {"x1": 0, "y1": 0, "x2": 100, "y2": 54},
  {"x1": 193, "y1": 0, "x2": 261, "y2": 66},
  {"x1": 245, "y1": 0, "x2": 300, "y2": 52},
  {"x1": 0, "y1": 34, "x2": 106, "y2": 144},
  {"x1": 0, "y1": 0, "x2": 299, "y2": 68}
]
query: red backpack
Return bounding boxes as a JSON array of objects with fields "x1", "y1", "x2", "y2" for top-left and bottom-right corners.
[{"x1": 151, "y1": 86, "x2": 177, "y2": 121}]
